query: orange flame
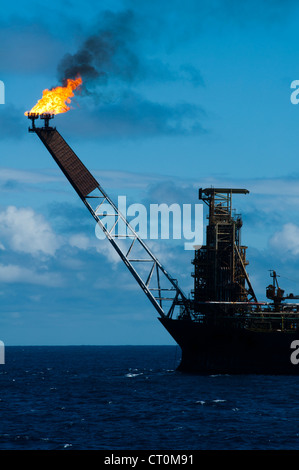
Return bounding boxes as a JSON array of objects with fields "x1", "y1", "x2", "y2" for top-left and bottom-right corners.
[{"x1": 25, "y1": 76, "x2": 82, "y2": 116}]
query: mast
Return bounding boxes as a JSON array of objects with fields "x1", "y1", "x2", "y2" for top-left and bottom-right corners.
[{"x1": 192, "y1": 188, "x2": 257, "y2": 314}]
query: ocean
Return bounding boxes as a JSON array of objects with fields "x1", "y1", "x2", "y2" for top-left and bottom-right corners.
[{"x1": 0, "y1": 345, "x2": 299, "y2": 452}]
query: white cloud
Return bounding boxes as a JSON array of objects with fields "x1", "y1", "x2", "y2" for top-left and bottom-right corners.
[
  {"x1": 0, "y1": 263, "x2": 63, "y2": 287},
  {"x1": 0, "y1": 203, "x2": 125, "y2": 267},
  {"x1": 0, "y1": 167, "x2": 61, "y2": 185},
  {"x1": 69, "y1": 233, "x2": 90, "y2": 250},
  {"x1": 69, "y1": 232, "x2": 121, "y2": 265},
  {"x1": 0, "y1": 206, "x2": 61, "y2": 257},
  {"x1": 269, "y1": 223, "x2": 299, "y2": 256}
]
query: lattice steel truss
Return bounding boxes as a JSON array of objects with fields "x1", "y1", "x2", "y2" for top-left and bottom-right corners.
[{"x1": 28, "y1": 114, "x2": 191, "y2": 320}]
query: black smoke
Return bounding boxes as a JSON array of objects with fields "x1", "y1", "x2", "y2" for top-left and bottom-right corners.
[
  {"x1": 57, "y1": 10, "x2": 142, "y2": 92},
  {"x1": 55, "y1": 8, "x2": 206, "y2": 137}
]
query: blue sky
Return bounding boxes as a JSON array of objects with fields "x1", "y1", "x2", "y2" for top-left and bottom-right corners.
[{"x1": 2, "y1": 0, "x2": 299, "y2": 345}]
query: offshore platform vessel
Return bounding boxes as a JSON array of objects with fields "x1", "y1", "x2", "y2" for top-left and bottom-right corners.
[{"x1": 27, "y1": 113, "x2": 299, "y2": 374}]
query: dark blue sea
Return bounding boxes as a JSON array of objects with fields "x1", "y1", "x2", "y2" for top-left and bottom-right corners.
[{"x1": 0, "y1": 345, "x2": 299, "y2": 452}]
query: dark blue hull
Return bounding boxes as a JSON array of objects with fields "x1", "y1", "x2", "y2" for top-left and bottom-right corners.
[{"x1": 159, "y1": 318, "x2": 299, "y2": 375}]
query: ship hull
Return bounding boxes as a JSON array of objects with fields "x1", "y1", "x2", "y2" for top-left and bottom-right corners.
[{"x1": 159, "y1": 317, "x2": 299, "y2": 375}]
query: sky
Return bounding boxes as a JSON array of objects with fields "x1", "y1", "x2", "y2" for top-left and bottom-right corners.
[{"x1": 2, "y1": 0, "x2": 299, "y2": 345}]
